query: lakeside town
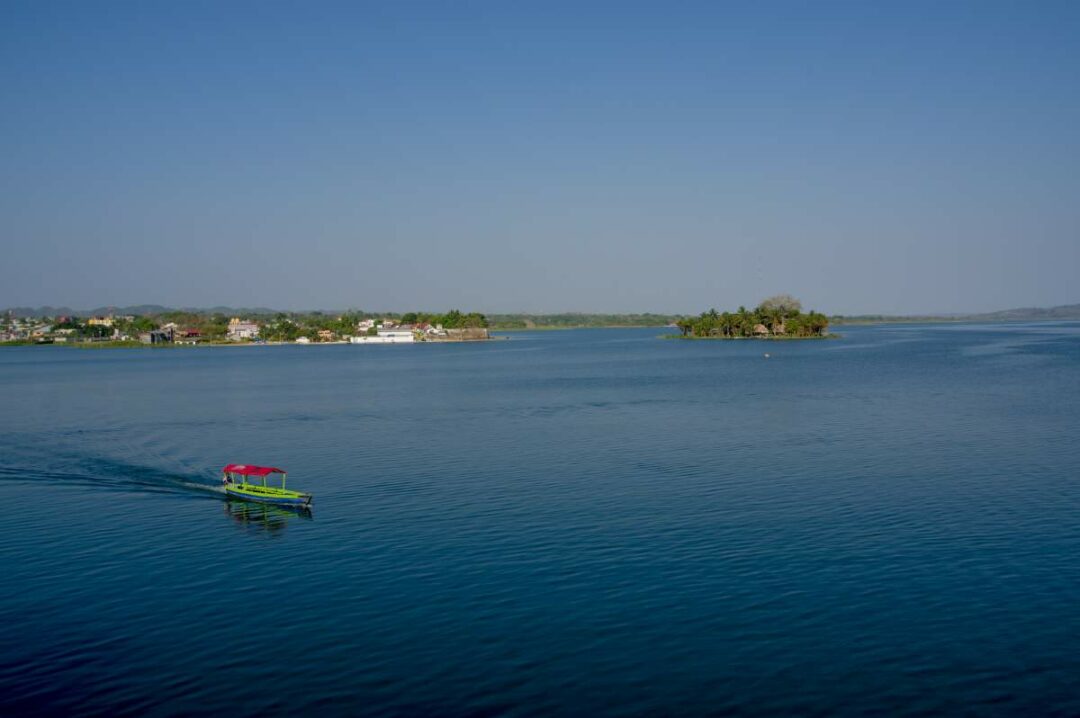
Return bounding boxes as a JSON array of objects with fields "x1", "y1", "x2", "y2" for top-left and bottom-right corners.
[{"x1": 0, "y1": 310, "x2": 491, "y2": 346}]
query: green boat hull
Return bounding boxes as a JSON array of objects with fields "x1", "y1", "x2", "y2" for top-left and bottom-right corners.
[{"x1": 225, "y1": 484, "x2": 312, "y2": 507}]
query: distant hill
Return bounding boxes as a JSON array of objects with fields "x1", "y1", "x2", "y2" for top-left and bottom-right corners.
[
  {"x1": 5, "y1": 306, "x2": 79, "y2": 318},
  {"x1": 977, "y1": 303, "x2": 1080, "y2": 321},
  {"x1": 4, "y1": 304, "x2": 288, "y2": 318},
  {"x1": 832, "y1": 303, "x2": 1080, "y2": 324},
  {"x1": 192, "y1": 306, "x2": 282, "y2": 316}
]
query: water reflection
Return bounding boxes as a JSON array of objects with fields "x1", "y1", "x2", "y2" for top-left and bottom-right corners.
[{"x1": 223, "y1": 500, "x2": 312, "y2": 535}]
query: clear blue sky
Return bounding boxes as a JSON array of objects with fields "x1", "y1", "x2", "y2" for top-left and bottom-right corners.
[{"x1": 2, "y1": 1, "x2": 1077, "y2": 314}]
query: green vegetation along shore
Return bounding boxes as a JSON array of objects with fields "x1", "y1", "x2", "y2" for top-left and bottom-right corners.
[{"x1": 488, "y1": 313, "x2": 679, "y2": 330}]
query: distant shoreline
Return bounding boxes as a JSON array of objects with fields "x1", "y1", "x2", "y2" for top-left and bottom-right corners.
[{"x1": 4, "y1": 316, "x2": 1080, "y2": 348}]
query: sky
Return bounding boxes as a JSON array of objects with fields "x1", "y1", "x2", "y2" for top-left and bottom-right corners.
[{"x1": 2, "y1": 1, "x2": 1078, "y2": 315}]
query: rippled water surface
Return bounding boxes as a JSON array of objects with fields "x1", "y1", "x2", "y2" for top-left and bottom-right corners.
[{"x1": 2, "y1": 324, "x2": 1079, "y2": 715}]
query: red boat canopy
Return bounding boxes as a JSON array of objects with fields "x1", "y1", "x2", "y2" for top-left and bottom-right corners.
[{"x1": 223, "y1": 464, "x2": 285, "y2": 476}]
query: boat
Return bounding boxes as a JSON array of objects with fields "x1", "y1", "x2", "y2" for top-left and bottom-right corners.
[{"x1": 222, "y1": 464, "x2": 312, "y2": 507}]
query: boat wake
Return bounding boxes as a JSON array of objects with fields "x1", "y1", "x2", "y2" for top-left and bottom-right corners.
[
  {"x1": 0, "y1": 453, "x2": 226, "y2": 501},
  {"x1": 184, "y1": 482, "x2": 228, "y2": 496}
]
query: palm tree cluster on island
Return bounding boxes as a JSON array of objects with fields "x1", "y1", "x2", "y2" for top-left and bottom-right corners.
[{"x1": 676, "y1": 295, "x2": 830, "y2": 339}]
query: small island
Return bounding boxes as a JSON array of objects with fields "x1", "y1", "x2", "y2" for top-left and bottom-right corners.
[{"x1": 674, "y1": 295, "x2": 831, "y2": 339}]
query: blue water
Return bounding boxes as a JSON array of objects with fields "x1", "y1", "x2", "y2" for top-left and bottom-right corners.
[{"x1": 2, "y1": 324, "x2": 1079, "y2": 716}]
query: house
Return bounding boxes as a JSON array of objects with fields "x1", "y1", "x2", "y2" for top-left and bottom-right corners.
[
  {"x1": 88, "y1": 316, "x2": 114, "y2": 328},
  {"x1": 377, "y1": 326, "x2": 415, "y2": 342},
  {"x1": 350, "y1": 326, "x2": 416, "y2": 344},
  {"x1": 295, "y1": 336, "x2": 311, "y2": 344},
  {"x1": 139, "y1": 330, "x2": 172, "y2": 344},
  {"x1": 317, "y1": 329, "x2": 335, "y2": 342},
  {"x1": 226, "y1": 317, "x2": 260, "y2": 341},
  {"x1": 175, "y1": 329, "x2": 201, "y2": 345}
]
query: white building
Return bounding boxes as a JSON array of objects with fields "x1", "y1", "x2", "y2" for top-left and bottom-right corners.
[
  {"x1": 226, "y1": 317, "x2": 260, "y2": 340},
  {"x1": 350, "y1": 327, "x2": 415, "y2": 344}
]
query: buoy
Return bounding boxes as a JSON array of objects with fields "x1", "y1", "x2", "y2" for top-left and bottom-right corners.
[{"x1": 764, "y1": 353, "x2": 770, "y2": 359}]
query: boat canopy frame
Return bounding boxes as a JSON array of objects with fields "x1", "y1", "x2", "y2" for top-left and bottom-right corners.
[{"x1": 223, "y1": 464, "x2": 289, "y2": 489}]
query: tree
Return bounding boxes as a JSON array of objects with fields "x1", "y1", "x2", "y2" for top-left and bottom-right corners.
[
  {"x1": 462, "y1": 312, "x2": 488, "y2": 328},
  {"x1": 442, "y1": 309, "x2": 464, "y2": 328},
  {"x1": 262, "y1": 320, "x2": 300, "y2": 342},
  {"x1": 86, "y1": 323, "x2": 112, "y2": 339},
  {"x1": 759, "y1": 294, "x2": 802, "y2": 315},
  {"x1": 129, "y1": 316, "x2": 158, "y2": 332}
]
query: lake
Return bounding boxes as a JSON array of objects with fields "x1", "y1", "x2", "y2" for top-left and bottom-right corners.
[{"x1": 2, "y1": 323, "x2": 1078, "y2": 715}]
